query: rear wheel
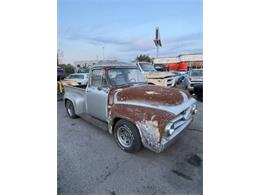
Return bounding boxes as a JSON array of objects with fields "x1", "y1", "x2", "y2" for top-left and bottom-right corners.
[
  {"x1": 66, "y1": 100, "x2": 78, "y2": 119},
  {"x1": 114, "y1": 119, "x2": 142, "y2": 153}
]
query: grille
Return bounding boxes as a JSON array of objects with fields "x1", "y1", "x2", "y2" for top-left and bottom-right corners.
[{"x1": 170, "y1": 107, "x2": 192, "y2": 129}]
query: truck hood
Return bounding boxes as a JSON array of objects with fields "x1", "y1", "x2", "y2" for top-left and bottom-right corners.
[
  {"x1": 114, "y1": 85, "x2": 191, "y2": 107},
  {"x1": 144, "y1": 72, "x2": 175, "y2": 79}
]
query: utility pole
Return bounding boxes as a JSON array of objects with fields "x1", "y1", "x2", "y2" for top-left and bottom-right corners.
[
  {"x1": 154, "y1": 27, "x2": 162, "y2": 58},
  {"x1": 156, "y1": 45, "x2": 159, "y2": 58}
]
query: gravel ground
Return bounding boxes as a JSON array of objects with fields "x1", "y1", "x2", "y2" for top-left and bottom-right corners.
[{"x1": 58, "y1": 97, "x2": 203, "y2": 195}]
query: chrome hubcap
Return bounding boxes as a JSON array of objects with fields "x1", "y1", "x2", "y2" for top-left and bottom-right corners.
[{"x1": 117, "y1": 126, "x2": 133, "y2": 148}]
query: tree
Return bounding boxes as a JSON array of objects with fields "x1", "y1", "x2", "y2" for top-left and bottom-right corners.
[
  {"x1": 135, "y1": 54, "x2": 152, "y2": 62},
  {"x1": 59, "y1": 64, "x2": 75, "y2": 78}
]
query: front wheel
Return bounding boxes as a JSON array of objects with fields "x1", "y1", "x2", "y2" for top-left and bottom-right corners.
[{"x1": 114, "y1": 119, "x2": 142, "y2": 153}]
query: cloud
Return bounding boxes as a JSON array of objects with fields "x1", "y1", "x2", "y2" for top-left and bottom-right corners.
[
  {"x1": 120, "y1": 32, "x2": 203, "y2": 54},
  {"x1": 63, "y1": 29, "x2": 202, "y2": 60}
]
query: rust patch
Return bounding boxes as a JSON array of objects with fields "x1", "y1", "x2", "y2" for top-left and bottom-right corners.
[
  {"x1": 110, "y1": 104, "x2": 175, "y2": 141},
  {"x1": 115, "y1": 85, "x2": 184, "y2": 106}
]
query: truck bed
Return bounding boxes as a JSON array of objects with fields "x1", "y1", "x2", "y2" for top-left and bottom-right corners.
[{"x1": 64, "y1": 85, "x2": 86, "y2": 95}]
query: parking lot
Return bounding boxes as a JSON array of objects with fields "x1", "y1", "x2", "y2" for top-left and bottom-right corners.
[{"x1": 58, "y1": 96, "x2": 203, "y2": 195}]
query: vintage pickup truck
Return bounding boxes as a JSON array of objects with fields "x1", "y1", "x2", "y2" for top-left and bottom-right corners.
[
  {"x1": 64, "y1": 64, "x2": 197, "y2": 153},
  {"x1": 136, "y1": 62, "x2": 176, "y2": 87}
]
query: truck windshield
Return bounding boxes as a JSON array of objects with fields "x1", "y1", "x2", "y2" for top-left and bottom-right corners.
[
  {"x1": 108, "y1": 68, "x2": 145, "y2": 86},
  {"x1": 140, "y1": 64, "x2": 156, "y2": 72}
]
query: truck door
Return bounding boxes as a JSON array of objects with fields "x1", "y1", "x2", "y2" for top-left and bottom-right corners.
[{"x1": 86, "y1": 69, "x2": 108, "y2": 121}]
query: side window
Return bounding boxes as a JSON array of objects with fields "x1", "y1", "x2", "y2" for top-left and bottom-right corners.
[
  {"x1": 91, "y1": 69, "x2": 102, "y2": 87},
  {"x1": 90, "y1": 69, "x2": 108, "y2": 88},
  {"x1": 101, "y1": 74, "x2": 108, "y2": 88}
]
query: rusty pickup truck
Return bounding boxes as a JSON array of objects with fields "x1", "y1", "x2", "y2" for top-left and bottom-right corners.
[{"x1": 64, "y1": 64, "x2": 197, "y2": 153}]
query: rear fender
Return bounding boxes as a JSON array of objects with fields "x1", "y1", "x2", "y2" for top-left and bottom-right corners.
[{"x1": 64, "y1": 93, "x2": 85, "y2": 115}]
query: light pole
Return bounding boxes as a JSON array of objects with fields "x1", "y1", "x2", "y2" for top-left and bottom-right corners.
[{"x1": 102, "y1": 46, "x2": 105, "y2": 61}]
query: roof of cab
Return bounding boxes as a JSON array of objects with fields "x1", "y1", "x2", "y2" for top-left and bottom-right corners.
[{"x1": 91, "y1": 62, "x2": 137, "y2": 69}]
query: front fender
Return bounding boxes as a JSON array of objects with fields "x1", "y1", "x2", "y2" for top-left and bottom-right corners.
[{"x1": 110, "y1": 104, "x2": 176, "y2": 150}]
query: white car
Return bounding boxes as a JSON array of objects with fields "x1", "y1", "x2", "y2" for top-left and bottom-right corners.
[{"x1": 64, "y1": 73, "x2": 89, "y2": 85}]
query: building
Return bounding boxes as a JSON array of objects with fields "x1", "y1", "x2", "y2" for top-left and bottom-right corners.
[{"x1": 153, "y1": 53, "x2": 203, "y2": 71}]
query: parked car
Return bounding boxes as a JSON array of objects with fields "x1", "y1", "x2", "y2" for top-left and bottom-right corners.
[
  {"x1": 136, "y1": 62, "x2": 176, "y2": 87},
  {"x1": 170, "y1": 71, "x2": 187, "y2": 85},
  {"x1": 64, "y1": 73, "x2": 89, "y2": 85},
  {"x1": 183, "y1": 69, "x2": 203, "y2": 91},
  {"x1": 64, "y1": 64, "x2": 197, "y2": 153}
]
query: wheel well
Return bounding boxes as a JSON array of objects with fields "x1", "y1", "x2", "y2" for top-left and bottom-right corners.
[
  {"x1": 64, "y1": 98, "x2": 68, "y2": 106},
  {"x1": 112, "y1": 117, "x2": 121, "y2": 131},
  {"x1": 64, "y1": 98, "x2": 71, "y2": 107},
  {"x1": 148, "y1": 82, "x2": 155, "y2": 85}
]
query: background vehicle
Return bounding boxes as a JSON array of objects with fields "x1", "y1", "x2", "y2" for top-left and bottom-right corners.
[
  {"x1": 136, "y1": 62, "x2": 176, "y2": 87},
  {"x1": 183, "y1": 69, "x2": 203, "y2": 91},
  {"x1": 64, "y1": 73, "x2": 89, "y2": 85},
  {"x1": 170, "y1": 71, "x2": 187, "y2": 85},
  {"x1": 64, "y1": 64, "x2": 197, "y2": 153},
  {"x1": 57, "y1": 66, "x2": 64, "y2": 81},
  {"x1": 193, "y1": 83, "x2": 203, "y2": 100}
]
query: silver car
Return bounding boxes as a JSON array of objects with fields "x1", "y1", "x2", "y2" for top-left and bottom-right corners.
[{"x1": 183, "y1": 69, "x2": 203, "y2": 91}]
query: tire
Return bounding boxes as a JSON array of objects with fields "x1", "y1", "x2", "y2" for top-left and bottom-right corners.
[
  {"x1": 114, "y1": 119, "x2": 142, "y2": 153},
  {"x1": 65, "y1": 100, "x2": 78, "y2": 119}
]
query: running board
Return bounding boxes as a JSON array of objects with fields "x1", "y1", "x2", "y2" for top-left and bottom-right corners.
[{"x1": 79, "y1": 114, "x2": 108, "y2": 132}]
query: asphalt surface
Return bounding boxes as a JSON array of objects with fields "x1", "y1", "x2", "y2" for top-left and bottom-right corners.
[{"x1": 58, "y1": 98, "x2": 203, "y2": 195}]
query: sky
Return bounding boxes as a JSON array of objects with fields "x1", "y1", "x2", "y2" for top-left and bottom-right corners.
[{"x1": 58, "y1": 0, "x2": 202, "y2": 64}]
